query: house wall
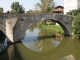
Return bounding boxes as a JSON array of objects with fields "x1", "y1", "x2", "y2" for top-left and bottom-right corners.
[{"x1": 64, "y1": 0, "x2": 79, "y2": 14}]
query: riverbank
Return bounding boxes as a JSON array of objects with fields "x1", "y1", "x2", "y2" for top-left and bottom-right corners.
[
  {"x1": 40, "y1": 24, "x2": 64, "y2": 33},
  {"x1": 35, "y1": 20, "x2": 64, "y2": 33}
]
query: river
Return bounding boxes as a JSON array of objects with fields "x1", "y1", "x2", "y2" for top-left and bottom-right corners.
[{"x1": 0, "y1": 25, "x2": 80, "y2": 60}]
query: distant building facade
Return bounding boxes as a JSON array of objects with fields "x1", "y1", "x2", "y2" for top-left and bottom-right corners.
[
  {"x1": 64, "y1": 0, "x2": 80, "y2": 14},
  {"x1": 53, "y1": 5, "x2": 64, "y2": 14}
]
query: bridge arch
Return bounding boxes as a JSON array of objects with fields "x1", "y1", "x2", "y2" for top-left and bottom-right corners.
[
  {"x1": 51, "y1": 19, "x2": 70, "y2": 36},
  {"x1": 13, "y1": 18, "x2": 70, "y2": 43},
  {"x1": 34, "y1": 18, "x2": 70, "y2": 36}
]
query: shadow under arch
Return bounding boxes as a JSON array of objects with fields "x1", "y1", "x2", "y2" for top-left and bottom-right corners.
[{"x1": 0, "y1": 30, "x2": 6, "y2": 42}]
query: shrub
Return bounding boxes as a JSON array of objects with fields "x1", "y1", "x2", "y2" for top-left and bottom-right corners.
[{"x1": 72, "y1": 14, "x2": 80, "y2": 39}]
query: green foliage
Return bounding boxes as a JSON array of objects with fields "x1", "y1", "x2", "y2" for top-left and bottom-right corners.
[
  {"x1": 37, "y1": 21, "x2": 63, "y2": 33},
  {"x1": 41, "y1": 20, "x2": 54, "y2": 25},
  {"x1": 26, "y1": 10, "x2": 33, "y2": 13},
  {"x1": 35, "y1": 0, "x2": 55, "y2": 13},
  {"x1": 41, "y1": 25, "x2": 64, "y2": 33},
  {"x1": 72, "y1": 14, "x2": 80, "y2": 39},
  {"x1": 0, "y1": 8, "x2": 3, "y2": 13},
  {"x1": 26, "y1": 9, "x2": 41, "y2": 13},
  {"x1": 11, "y1": 10, "x2": 17, "y2": 13},
  {"x1": 11, "y1": 2, "x2": 25, "y2": 13},
  {"x1": 67, "y1": 8, "x2": 80, "y2": 16}
]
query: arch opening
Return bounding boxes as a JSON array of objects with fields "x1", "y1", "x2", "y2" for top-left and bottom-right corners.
[
  {"x1": 51, "y1": 20, "x2": 70, "y2": 36},
  {"x1": 34, "y1": 19, "x2": 70, "y2": 36},
  {"x1": 13, "y1": 18, "x2": 70, "y2": 43},
  {"x1": 55, "y1": 21, "x2": 70, "y2": 36}
]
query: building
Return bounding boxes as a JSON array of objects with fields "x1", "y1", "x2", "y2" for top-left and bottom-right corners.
[
  {"x1": 53, "y1": 6, "x2": 64, "y2": 26},
  {"x1": 53, "y1": 5, "x2": 64, "y2": 14},
  {"x1": 64, "y1": 0, "x2": 80, "y2": 14}
]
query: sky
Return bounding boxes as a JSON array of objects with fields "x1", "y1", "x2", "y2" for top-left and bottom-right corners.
[{"x1": 0, "y1": 0, "x2": 63, "y2": 12}]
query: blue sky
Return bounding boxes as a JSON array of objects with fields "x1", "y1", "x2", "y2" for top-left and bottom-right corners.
[{"x1": 0, "y1": 0, "x2": 63, "y2": 12}]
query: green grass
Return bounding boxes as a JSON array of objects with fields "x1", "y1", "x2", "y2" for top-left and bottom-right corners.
[{"x1": 41, "y1": 24, "x2": 64, "y2": 33}]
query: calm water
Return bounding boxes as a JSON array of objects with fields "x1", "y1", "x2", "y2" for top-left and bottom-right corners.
[{"x1": 0, "y1": 26, "x2": 80, "y2": 60}]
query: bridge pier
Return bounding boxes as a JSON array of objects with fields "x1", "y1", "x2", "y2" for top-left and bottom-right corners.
[
  {"x1": 6, "y1": 21, "x2": 14, "y2": 43},
  {"x1": 6, "y1": 18, "x2": 18, "y2": 43}
]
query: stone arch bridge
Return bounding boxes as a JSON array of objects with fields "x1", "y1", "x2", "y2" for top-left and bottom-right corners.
[{"x1": 0, "y1": 13, "x2": 74, "y2": 43}]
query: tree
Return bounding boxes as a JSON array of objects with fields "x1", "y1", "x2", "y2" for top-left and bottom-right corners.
[
  {"x1": 71, "y1": 14, "x2": 80, "y2": 39},
  {"x1": 33, "y1": 10, "x2": 40, "y2": 13},
  {"x1": 11, "y1": 2, "x2": 25, "y2": 13},
  {"x1": 0, "y1": 8, "x2": 3, "y2": 13},
  {"x1": 33, "y1": 4, "x2": 41, "y2": 13},
  {"x1": 35, "y1": 0, "x2": 55, "y2": 13},
  {"x1": 67, "y1": 8, "x2": 80, "y2": 16},
  {"x1": 26, "y1": 10, "x2": 33, "y2": 13},
  {"x1": 26, "y1": 9, "x2": 40, "y2": 13}
]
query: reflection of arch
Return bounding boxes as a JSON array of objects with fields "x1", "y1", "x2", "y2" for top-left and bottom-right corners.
[
  {"x1": 14, "y1": 37, "x2": 71, "y2": 60},
  {"x1": 0, "y1": 30, "x2": 6, "y2": 42}
]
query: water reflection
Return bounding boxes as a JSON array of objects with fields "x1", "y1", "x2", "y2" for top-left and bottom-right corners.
[
  {"x1": 0, "y1": 31, "x2": 8, "y2": 60},
  {"x1": 21, "y1": 27, "x2": 62, "y2": 52},
  {"x1": 0, "y1": 38, "x2": 7, "y2": 52},
  {"x1": 14, "y1": 37, "x2": 80, "y2": 60},
  {"x1": 18, "y1": 25, "x2": 80, "y2": 60},
  {"x1": 1, "y1": 24, "x2": 80, "y2": 60},
  {"x1": 1, "y1": 37, "x2": 80, "y2": 60},
  {"x1": 0, "y1": 44, "x2": 18, "y2": 60},
  {"x1": 34, "y1": 28, "x2": 59, "y2": 52},
  {"x1": 0, "y1": 30, "x2": 7, "y2": 53}
]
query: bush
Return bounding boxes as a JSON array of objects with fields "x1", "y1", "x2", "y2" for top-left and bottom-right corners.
[
  {"x1": 67, "y1": 8, "x2": 80, "y2": 16},
  {"x1": 72, "y1": 14, "x2": 80, "y2": 39}
]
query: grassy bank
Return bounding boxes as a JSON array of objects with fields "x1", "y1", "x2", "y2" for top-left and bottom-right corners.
[{"x1": 41, "y1": 24, "x2": 64, "y2": 33}]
